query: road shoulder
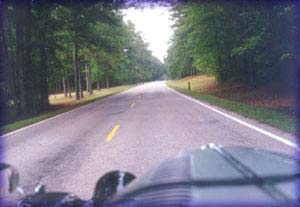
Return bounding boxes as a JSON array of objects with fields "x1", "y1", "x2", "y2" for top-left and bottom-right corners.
[
  {"x1": 165, "y1": 82, "x2": 297, "y2": 150},
  {"x1": 1, "y1": 85, "x2": 135, "y2": 136}
]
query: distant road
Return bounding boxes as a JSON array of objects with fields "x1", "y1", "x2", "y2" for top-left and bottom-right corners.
[{"x1": 3, "y1": 81, "x2": 296, "y2": 201}]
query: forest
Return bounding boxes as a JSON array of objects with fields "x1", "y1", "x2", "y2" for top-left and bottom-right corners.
[
  {"x1": 0, "y1": 1, "x2": 165, "y2": 122},
  {"x1": 0, "y1": 0, "x2": 299, "y2": 131},
  {"x1": 165, "y1": 1, "x2": 298, "y2": 89}
]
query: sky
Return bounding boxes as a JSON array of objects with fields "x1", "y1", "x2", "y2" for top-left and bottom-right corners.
[{"x1": 122, "y1": 7, "x2": 174, "y2": 63}]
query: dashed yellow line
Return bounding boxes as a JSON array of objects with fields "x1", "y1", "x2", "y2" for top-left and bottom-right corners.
[
  {"x1": 105, "y1": 125, "x2": 120, "y2": 142},
  {"x1": 131, "y1": 102, "x2": 136, "y2": 108}
]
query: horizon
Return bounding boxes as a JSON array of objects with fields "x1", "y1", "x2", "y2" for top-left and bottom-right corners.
[{"x1": 122, "y1": 6, "x2": 174, "y2": 63}]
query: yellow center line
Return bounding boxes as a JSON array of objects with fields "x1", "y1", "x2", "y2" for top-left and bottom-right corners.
[
  {"x1": 105, "y1": 125, "x2": 120, "y2": 142},
  {"x1": 131, "y1": 102, "x2": 136, "y2": 108}
]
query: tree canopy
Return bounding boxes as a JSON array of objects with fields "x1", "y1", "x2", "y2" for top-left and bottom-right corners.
[
  {"x1": 0, "y1": 1, "x2": 165, "y2": 118},
  {"x1": 165, "y1": 1, "x2": 297, "y2": 89}
]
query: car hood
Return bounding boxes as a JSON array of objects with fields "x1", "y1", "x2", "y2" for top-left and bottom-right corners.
[{"x1": 113, "y1": 143, "x2": 298, "y2": 205}]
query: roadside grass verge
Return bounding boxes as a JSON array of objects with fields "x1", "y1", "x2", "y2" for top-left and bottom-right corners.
[
  {"x1": 167, "y1": 76, "x2": 296, "y2": 134},
  {"x1": 1, "y1": 85, "x2": 134, "y2": 135}
]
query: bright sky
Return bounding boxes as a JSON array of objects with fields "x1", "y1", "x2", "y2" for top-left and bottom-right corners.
[{"x1": 122, "y1": 7, "x2": 173, "y2": 63}]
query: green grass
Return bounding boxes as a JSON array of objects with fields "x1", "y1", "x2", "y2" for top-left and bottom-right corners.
[
  {"x1": 1, "y1": 85, "x2": 134, "y2": 135},
  {"x1": 167, "y1": 79, "x2": 296, "y2": 134}
]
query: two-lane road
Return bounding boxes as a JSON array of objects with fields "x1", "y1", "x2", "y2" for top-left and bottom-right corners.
[{"x1": 3, "y1": 81, "x2": 296, "y2": 200}]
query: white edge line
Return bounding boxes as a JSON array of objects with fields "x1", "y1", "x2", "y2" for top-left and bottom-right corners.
[
  {"x1": 166, "y1": 84, "x2": 298, "y2": 150},
  {"x1": 1, "y1": 88, "x2": 134, "y2": 137}
]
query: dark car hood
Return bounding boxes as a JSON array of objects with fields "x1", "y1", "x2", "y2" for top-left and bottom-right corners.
[{"x1": 113, "y1": 144, "x2": 298, "y2": 205}]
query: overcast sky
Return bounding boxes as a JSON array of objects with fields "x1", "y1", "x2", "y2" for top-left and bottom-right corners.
[{"x1": 122, "y1": 7, "x2": 174, "y2": 63}]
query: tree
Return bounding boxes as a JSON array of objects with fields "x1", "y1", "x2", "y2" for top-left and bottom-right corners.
[
  {"x1": 166, "y1": 1, "x2": 297, "y2": 92},
  {"x1": 1, "y1": 1, "x2": 166, "y2": 121}
]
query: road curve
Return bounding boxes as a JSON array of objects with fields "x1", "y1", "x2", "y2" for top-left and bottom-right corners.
[{"x1": 2, "y1": 81, "x2": 296, "y2": 201}]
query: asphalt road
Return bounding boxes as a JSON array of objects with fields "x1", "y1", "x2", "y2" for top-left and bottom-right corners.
[{"x1": 2, "y1": 81, "x2": 297, "y2": 201}]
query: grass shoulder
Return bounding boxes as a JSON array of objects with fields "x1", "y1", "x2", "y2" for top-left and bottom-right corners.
[
  {"x1": 167, "y1": 76, "x2": 296, "y2": 134},
  {"x1": 1, "y1": 85, "x2": 134, "y2": 135}
]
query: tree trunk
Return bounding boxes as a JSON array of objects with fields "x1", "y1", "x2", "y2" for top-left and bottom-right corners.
[
  {"x1": 23, "y1": 0, "x2": 33, "y2": 113},
  {"x1": 73, "y1": 39, "x2": 80, "y2": 100},
  {"x1": 63, "y1": 76, "x2": 67, "y2": 97},
  {"x1": 66, "y1": 76, "x2": 72, "y2": 98},
  {"x1": 0, "y1": 1, "x2": 8, "y2": 112},
  {"x1": 37, "y1": 2, "x2": 49, "y2": 111},
  {"x1": 85, "y1": 52, "x2": 89, "y2": 93},
  {"x1": 0, "y1": 1, "x2": 5, "y2": 72},
  {"x1": 241, "y1": 0, "x2": 253, "y2": 86},
  {"x1": 105, "y1": 66, "x2": 109, "y2": 88},
  {"x1": 96, "y1": 52, "x2": 101, "y2": 91},
  {"x1": 15, "y1": 1, "x2": 28, "y2": 113},
  {"x1": 97, "y1": 81, "x2": 100, "y2": 91},
  {"x1": 85, "y1": 51, "x2": 92, "y2": 94},
  {"x1": 7, "y1": 13, "x2": 18, "y2": 112},
  {"x1": 78, "y1": 59, "x2": 84, "y2": 99},
  {"x1": 87, "y1": 52, "x2": 93, "y2": 94}
]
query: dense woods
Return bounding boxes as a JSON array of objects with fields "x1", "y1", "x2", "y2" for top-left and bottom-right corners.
[
  {"x1": 165, "y1": 1, "x2": 297, "y2": 90},
  {"x1": 0, "y1": 1, "x2": 165, "y2": 120},
  {"x1": 1, "y1": 0, "x2": 298, "y2": 128}
]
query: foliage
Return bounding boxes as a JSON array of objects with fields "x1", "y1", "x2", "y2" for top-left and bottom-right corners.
[
  {"x1": 165, "y1": 1, "x2": 296, "y2": 89},
  {"x1": 0, "y1": 1, "x2": 165, "y2": 120}
]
